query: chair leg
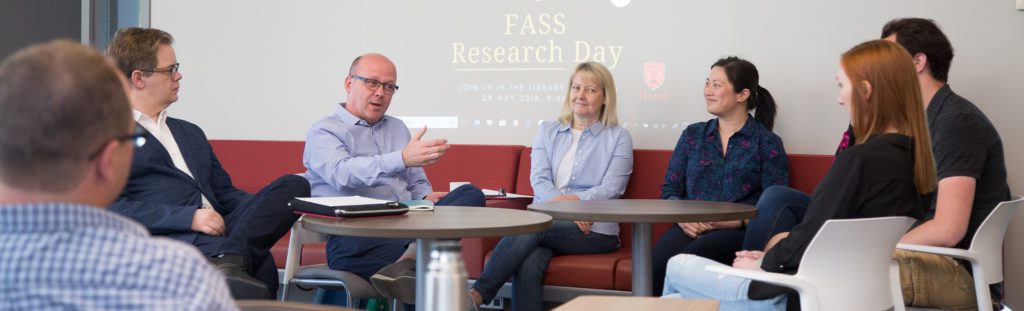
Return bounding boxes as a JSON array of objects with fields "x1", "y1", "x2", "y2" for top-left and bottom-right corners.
[
  {"x1": 973, "y1": 270, "x2": 993, "y2": 311},
  {"x1": 280, "y1": 283, "x2": 291, "y2": 302},
  {"x1": 344, "y1": 288, "x2": 353, "y2": 309},
  {"x1": 890, "y1": 261, "x2": 906, "y2": 311}
]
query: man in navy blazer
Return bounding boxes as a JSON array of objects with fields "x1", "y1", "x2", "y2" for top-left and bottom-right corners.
[{"x1": 106, "y1": 28, "x2": 309, "y2": 299}]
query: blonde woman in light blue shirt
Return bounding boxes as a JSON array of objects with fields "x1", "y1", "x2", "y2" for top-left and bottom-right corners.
[{"x1": 468, "y1": 62, "x2": 634, "y2": 311}]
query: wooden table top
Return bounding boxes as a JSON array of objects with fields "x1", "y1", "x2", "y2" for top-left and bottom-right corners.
[
  {"x1": 553, "y1": 296, "x2": 719, "y2": 311},
  {"x1": 528, "y1": 199, "x2": 756, "y2": 223},
  {"x1": 301, "y1": 206, "x2": 553, "y2": 239}
]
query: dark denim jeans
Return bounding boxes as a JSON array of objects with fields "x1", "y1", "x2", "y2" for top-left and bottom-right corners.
[
  {"x1": 472, "y1": 220, "x2": 620, "y2": 311},
  {"x1": 651, "y1": 226, "x2": 745, "y2": 295},
  {"x1": 742, "y1": 185, "x2": 810, "y2": 251}
]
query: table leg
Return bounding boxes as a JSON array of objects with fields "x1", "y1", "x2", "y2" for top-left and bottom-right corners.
[
  {"x1": 631, "y1": 223, "x2": 653, "y2": 296},
  {"x1": 414, "y1": 238, "x2": 433, "y2": 310}
]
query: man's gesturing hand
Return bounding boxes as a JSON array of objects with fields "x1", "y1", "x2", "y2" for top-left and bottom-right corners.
[{"x1": 402, "y1": 126, "x2": 450, "y2": 167}]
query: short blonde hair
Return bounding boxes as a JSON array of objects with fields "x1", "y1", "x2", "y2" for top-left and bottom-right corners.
[
  {"x1": 557, "y1": 62, "x2": 618, "y2": 126},
  {"x1": 107, "y1": 27, "x2": 174, "y2": 79}
]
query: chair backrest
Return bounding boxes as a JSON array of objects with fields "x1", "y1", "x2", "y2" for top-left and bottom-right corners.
[
  {"x1": 796, "y1": 216, "x2": 915, "y2": 310},
  {"x1": 967, "y1": 195, "x2": 1023, "y2": 283}
]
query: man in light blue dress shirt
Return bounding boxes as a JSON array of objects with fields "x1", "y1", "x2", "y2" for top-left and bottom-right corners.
[{"x1": 303, "y1": 53, "x2": 485, "y2": 304}]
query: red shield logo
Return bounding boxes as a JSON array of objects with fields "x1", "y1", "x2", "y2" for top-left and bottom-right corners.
[{"x1": 643, "y1": 62, "x2": 666, "y2": 90}]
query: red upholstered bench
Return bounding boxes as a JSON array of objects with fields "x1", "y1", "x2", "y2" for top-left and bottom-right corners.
[{"x1": 208, "y1": 140, "x2": 835, "y2": 295}]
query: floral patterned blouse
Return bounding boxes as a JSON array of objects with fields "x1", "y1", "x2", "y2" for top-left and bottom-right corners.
[{"x1": 660, "y1": 116, "x2": 789, "y2": 204}]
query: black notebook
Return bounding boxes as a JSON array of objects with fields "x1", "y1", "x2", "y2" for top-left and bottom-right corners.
[{"x1": 288, "y1": 196, "x2": 409, "y2": 218}]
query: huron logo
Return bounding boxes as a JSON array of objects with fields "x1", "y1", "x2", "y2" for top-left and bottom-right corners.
[{"x1": 643, "y1": 61, "x2": 666, "y2": 90}]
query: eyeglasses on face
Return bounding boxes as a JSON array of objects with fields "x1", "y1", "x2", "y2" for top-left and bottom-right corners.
[
  {"x1": 87, "y1": 125, "x2": 149, "y2": 160},
  {"x1": 139, "y1": 63, "x2": 180, "y2": 76},
  {"x1": 350, "y1": 74, "x2": 399, "y2": 94}
]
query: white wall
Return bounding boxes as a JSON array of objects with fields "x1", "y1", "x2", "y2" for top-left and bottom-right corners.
[{"x1": 151, "y1": 0, "x2": 1024, "y2": 305}]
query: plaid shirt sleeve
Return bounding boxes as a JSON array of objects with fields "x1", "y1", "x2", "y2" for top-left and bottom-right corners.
[{"x1": 0, "y1": 204, "x2": 238, "y2": 311}]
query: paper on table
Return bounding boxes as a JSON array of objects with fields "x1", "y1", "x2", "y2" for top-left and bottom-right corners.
[
  {"x1": 401, "y1": 199, "x2": 435, "y2": 211},
  {"x1": 482, "y1": 188, "x2": 533, "y2": 199},
  {"x1": 296, "y1": 196, "x2": 390, "y2": 206}
]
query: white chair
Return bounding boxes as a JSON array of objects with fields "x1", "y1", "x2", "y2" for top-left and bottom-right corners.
[
  {"x1": 892, "y1": 195, "x2": 1023, "y2": 311},
  {"x1": 707, "y1": 216, "x2": 915, "y2": 311},
  {"x1": 280, "y1": 216, "x2": 389, "y2": 308}
]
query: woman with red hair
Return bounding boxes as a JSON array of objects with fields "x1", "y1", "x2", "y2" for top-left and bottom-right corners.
[{"x1": 661, "y1": 40, "x2": 936, "y2": 310}]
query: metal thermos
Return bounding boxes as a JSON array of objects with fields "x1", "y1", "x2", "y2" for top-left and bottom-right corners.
[{"x1": 424, "y1": 240, "x2": 469, "y2": 311}]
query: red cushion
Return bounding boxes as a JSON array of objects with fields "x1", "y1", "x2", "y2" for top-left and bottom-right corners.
[
  {"x1": 544, "y1": 250, "x2": 630, "y2": 289},
  {"x1": 515, "y1": 148, "x2": 533, "y2": 196},
  {"x1": 787, "y1": 154, "x2": 834, "y2": 194},
  {"x1": 612, "y1": 259, "x2": 636, "y2": 291},
  {"x1": 269, "y1": 232, "x2": 329, "y2": 269},
  {"x1": 485, "y1": 199, "x2": 530, "y2": 210},
  {"x1": 270, "y1": 233, "x2": 290, "y2": 269},
  {"x1": 463, "y1": 202, "x2": 532, "y2": 277},
  {"x1": 483, "y1": 247, "x2": 631, "y2": 290},
  {"x1": 300, "y1": 243, "x2": 328, "y2": 266},
  {"x1": 208, "y1": 140, "x2": 306, "y2": 193},
  {"x1": 423, "y1": 144, "x2": 524, "y2": 192},
  {"x1": 622, "y1": 150, "x2": 673, "y2": 199},
  {"x1": 462, "y1": 237, "x2": 501, "y2": 278},
  {"x1": 611, "y1": 223, "x2": 676, "y2": 291}
]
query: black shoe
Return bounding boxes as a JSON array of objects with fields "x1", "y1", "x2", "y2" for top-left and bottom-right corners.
[
  {"x1": 208, "y1": 254, "x2": 271, "y2": 299},
  {"x1": 370, "y1": 258, "x2": 417, "y2": 305}
]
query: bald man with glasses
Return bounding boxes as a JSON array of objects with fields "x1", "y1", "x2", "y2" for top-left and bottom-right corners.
[{"x1": 303, "y1": 53, "x2": 485, "y2": 305}]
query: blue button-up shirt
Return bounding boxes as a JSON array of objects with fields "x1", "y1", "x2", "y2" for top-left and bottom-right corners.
[
  {"x1": 0, "y1": 203, "x2": 236, "y2": 310},
  {"x1": 304, "y1": 104, "x2": 433, "y2": 277},
  {"x1": 660, "y1": 116, "x2": 789, "y2": 204},
  {"x1": 303, "y1": 103, "x2": 432, "y2": 201},
  {"x1": 531, "y1": 120, "x2": 634, "y2": 236}
]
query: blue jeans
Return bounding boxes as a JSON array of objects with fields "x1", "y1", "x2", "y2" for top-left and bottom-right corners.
[
  {"x1": 472, "y1": 220, "x2": 620, "y2": 311},
  {"x1": 742, "y1": 186, "x2": 810, "y2": 251},
  {"x1": 662, "y1": 254, "x2": 786, "y2": 311}
]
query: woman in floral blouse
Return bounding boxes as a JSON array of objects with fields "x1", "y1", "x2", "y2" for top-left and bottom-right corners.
[{"x1": 651, "y1": 56, "x2": 789, "y2": 294}]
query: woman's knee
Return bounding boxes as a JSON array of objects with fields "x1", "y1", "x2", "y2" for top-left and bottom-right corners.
[
  {"x1": 665, "y1": 254, "x2": 703, "y2": 276},
  {"x1": 517, "y1": 247, "x2": 554, "y2": 279}
]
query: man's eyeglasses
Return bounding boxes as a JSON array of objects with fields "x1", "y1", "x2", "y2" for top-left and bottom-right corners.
[
  {"x1": 88, "y1": 125, "x2": 149, "y2": 160},
  {"x1": 351, "y1": 74, "x2": 399, "y2": 94},
  {"x1": 139, "y1": 63, "x2": 180, "y2": 76}
]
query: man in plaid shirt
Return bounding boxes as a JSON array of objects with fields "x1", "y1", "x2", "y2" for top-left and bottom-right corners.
[{"x1": 0, "y1": 40, "x2": 236, "y2": 310}]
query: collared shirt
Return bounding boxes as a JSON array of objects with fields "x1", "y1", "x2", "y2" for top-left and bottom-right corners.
[
  {"x1": 925, "y1": 84, "x2": 1011, "y2": 250},
  {"x1": 133, "y1": 109, "x2": 213, "y2": 209},
  {"x1": 660, "y1": 116, "x2": 789, "y2": 205},
  {"x1": 0, "y1": 203, "x2": 236, "y2": 310},
  {"x1": 303, "y1": 103, "x2": 431, "y2": 201},
  {"x1": 531, "y1": 120, "x2": 633, "y2": 236}
]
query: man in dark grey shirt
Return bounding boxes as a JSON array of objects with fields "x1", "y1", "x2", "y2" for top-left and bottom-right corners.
[{"x1": 884, "y1": 18, "x2": 1012, "y2": 310}]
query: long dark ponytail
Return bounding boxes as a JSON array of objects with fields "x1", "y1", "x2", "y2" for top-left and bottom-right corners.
[{"x1": 711, "y1": 57, "x2": 777, "y2": 130}]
